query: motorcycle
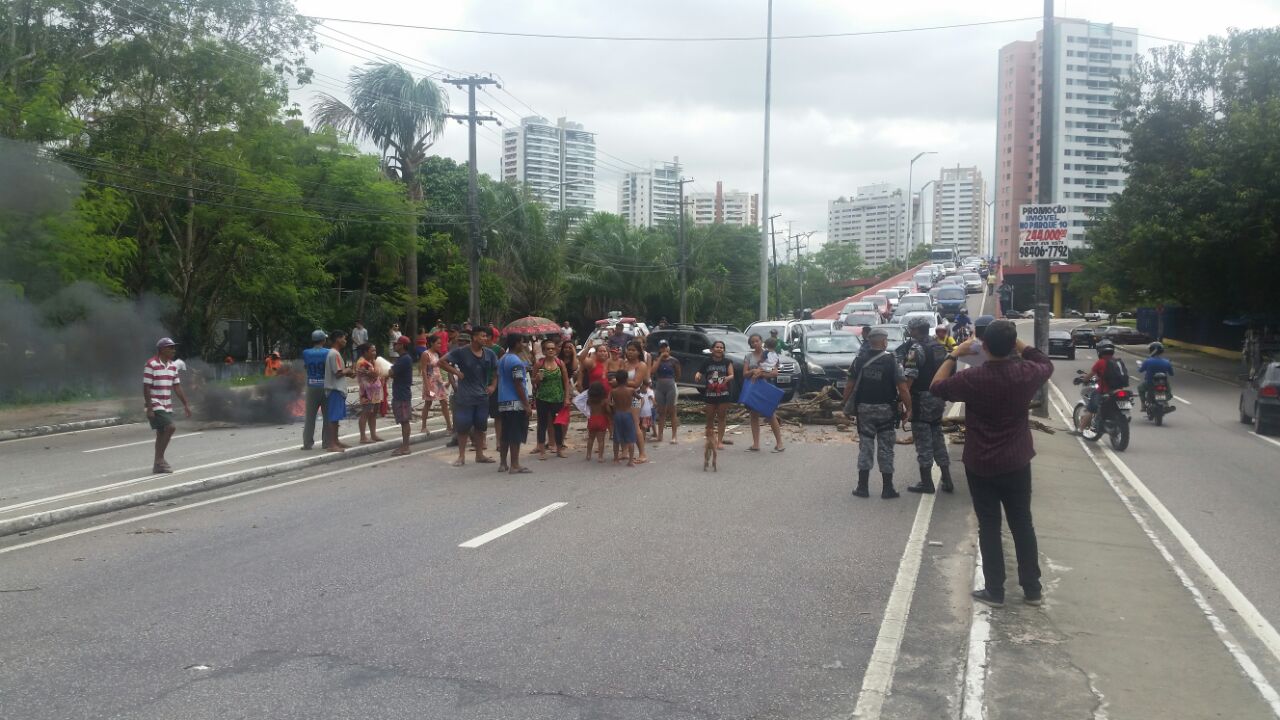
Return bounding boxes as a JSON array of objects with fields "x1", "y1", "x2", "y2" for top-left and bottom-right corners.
[
  {"x1": 953, "y1": 324, "x2": 972, "y2": 343},
  {"x1": 1141, "y1": 371, "x2": 1176, "y2": 426},
  {"x1": 1072, "y1": 370, "x2": 1132, "y2": 451}
]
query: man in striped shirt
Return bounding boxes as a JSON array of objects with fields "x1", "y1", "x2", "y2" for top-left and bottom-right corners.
[{"x1": 144, "y1": 337, "x2": 191, "y2": 473}]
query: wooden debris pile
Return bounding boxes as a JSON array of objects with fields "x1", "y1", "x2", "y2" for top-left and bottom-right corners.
[{"x1": 773, "y1": 386, "x2": 851, "y2": 427}]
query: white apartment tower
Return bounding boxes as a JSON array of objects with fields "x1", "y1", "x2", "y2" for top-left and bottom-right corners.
[
  {"x1": 827, "y1": 184, "x2": 906, "y2": 266},
  {"x1": 687, "y1": 181, "x2": 759, "y2": 227},
  {"x1": 618, "y1": 158, "x2": 681, "y2": 228},
  {"x1": 501, "y1": 116, "x2": 597, "y2": 213},
  {"x1": 932, "y1": 166, "x2": 987, "y2": 258},
  {"x1": 994, "y1": 19, "x2": 1138, "y2": 266}
]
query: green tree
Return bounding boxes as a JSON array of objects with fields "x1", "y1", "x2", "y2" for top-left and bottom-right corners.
[
  {"x1": 810, "y1": 241, "x2": 865, "y2": 285},
  {"x1": 314, "y1": 62, "x2": 449, "y2": 337},
  {"x1": 1083, "y1": 28, "x2": 1280, "y2": 314},
  {"x1": 907, "y1": 243, "x2": 933, "y2": 266}
]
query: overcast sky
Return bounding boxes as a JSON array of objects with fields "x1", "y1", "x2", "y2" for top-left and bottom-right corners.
[{"x1": 292, "y1": 0, "x2": 1280, "y2": 247}]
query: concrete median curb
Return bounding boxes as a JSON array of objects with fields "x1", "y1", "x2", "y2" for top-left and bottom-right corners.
[
  {"x1": 0, "y1": 431, "x2": 444, "y2": 538},
  {"x1": 0, "y1": 417, "x2": 130, "y2": 443}
]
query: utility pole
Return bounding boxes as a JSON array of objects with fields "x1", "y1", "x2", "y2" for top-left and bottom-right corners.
[
  {"x1": 1032, "y1": 0, "x2": 1055, "y2": 417},
  {"x1": 758, "y1": 0, "x2": 774, "y2": 321},
  {"x1": 677, "y1": 176, "x2": 695, "y2": 323},
  {"x1": 445, "y1": 76, "x2": 499, "y2": 326},
  {"x1": 789, "y1": 231, "x2": 813, "y2": 313},
  {"x1": 768, "y1": 214, "x2": 782, "y2": 318}
]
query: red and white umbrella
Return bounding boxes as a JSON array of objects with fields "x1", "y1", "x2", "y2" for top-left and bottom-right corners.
[{"x1": 501, "y1": 316, "x2": 561, "y2": 336}]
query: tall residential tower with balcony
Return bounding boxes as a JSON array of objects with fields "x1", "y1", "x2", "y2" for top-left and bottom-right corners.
[
  {"x1": 618, "y1": 158, "x2": 682, "y2": 228},
  {"x1": 932, "y1": 166, "x2": 987, "y2": 258},
  {"x1": 827, "y1": 184, "x2": 907, "y2": 266},
  {"x1": 501, "y1": 116, "x2": 597, "y2": 212},
  {"x1": 994, "y1": 19, "x2": 1138, "y2": 266},
  {"x1": 687, "y1": 182, "x2": 759, "y2": 228}
]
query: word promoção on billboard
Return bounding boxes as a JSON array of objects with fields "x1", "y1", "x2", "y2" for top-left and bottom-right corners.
[{"x1": 1017, "y1": 204, "x2": 1070, "y2": 260}]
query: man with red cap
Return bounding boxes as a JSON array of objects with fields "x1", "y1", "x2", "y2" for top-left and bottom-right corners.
[{"x1": 144, "y1": 337, "x2": 191, "y2": 473}]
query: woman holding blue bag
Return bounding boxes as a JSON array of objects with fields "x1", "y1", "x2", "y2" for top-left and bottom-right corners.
[{"x1": 744, "y1": 334, "x2": 785, "y2": 453}]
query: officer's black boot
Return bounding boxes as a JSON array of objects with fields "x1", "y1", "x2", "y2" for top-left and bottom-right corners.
[
  {"x1": 939, "y1": 465, "x2": 955, "y2": 493},
  {"x1": 853, "y1": 469, "x2": 870, "y2": 498},
  {"x1": 907, "y1": 465, "x2": 935, "y2": 494},
  {"x1": 881, "y1": 472, "x2": 899, "y2": 499}
]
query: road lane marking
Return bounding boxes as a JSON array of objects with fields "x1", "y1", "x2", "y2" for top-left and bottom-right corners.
[
  {"x1": 1047, "y1": 381, "x2": 1280, "y2": 715},
  {"x1": 961, "y1": 553, "x2": 990, "y2": 720},
  {"x1": 1172, "y1": 394, "x2": 1192, "y2": 406},
  {"x1": 0, "y1": 425, "x2": 449, "y2": 515},
  {"x1": 458, "y1": 502, "x2": 567, "y2": 549},
  {"x1": 1250, "y1": 432, "x2": 1280, "y2": 451},
  {"x1": 83, "y1": 433, "x2": 204, "y2": 453},
  {"x1": 851, "y1": 481, "x2": 937, "y2": 719},
  {"x1": 0, "y1": 446, "x2": 437, "y2": 556}
]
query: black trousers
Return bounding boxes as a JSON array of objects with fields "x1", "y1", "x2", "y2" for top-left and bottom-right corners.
[
  {"x1": 966, "y1": 463, "x2": 1042, "y2": 598},
  {"x1": 536, "y1": 399, "x2": 566, "y2": 447}
]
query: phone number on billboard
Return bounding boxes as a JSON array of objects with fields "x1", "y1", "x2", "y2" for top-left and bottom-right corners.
[{"x1": 1018, "y1": 244, "x2": 1069, "y2": 259}]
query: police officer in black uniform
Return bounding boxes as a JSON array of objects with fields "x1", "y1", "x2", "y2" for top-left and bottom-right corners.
[{"x1": 896, "y1": 316, "x2": 955, "y2": 494}]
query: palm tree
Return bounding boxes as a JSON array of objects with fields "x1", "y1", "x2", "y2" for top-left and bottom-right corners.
[{"x1": 313, "y1": 63, "x2": 448, "y2": 338}]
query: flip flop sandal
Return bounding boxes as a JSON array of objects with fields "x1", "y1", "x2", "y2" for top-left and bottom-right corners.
[
  {"x1": 510, "y1": 466, "x2": 533, "y2": 474},
  {"x1": 450, "y1": 460, "x2": 465, "y2": 467},
  {"x1": 771, "y1": 446, "x2": 786, "y2": 453},
  {"x1": 747, "y1": 446, "x2": 760, "y2": 452},
  {"x1": 474, "y1": 456, "x2": 496, "y2": 463}
]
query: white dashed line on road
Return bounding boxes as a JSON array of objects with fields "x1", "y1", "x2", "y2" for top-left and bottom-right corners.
[
  {"x1": 1250, "y1": 432, "x2": 1280, "y2": 451},
  {"x1": 961, "y1": 553, "x2": 991, "y2": 720},
  {"x1": 1172, "y1": 395, "x2": 1192, "y2": 406},
  {"x1": 458, "y1": 502, "x2": 568, "y2": 549}
]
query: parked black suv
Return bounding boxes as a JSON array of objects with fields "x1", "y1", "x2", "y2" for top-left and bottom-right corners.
[{"x1": 645, "y1": 324, "x2": 799, "y2": 400}]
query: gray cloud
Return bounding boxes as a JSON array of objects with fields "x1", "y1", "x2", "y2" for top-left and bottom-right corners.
[{"x1": 296, "y1": 0, "x2": 1280, "y2": 245}]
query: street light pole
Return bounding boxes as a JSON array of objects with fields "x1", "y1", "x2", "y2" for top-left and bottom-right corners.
[
  {"x1": 904, "y1": 151, "x2": 936, "y2": 263},
  {"x1": 918, "y1": 179, "x2": 936, "y2": 253},
  {"x1": 758, "y1": 0, "x2": 774, "y2": 321}
]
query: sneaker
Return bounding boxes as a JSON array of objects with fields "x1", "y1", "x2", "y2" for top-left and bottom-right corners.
[
  {"x1": 1023, "y1": 593, "x2": 1044, "y2": 606},
  {"x1": 971, "y1": 589, "x2": 1005, "y2": 608}
]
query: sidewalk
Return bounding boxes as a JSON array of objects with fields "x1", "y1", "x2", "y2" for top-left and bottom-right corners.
[
  {"x1": 1117, "y1": 343, "x2": 1241, "y2": 384},
  {"x1": 0, "y1": 398, "x2": 135, "y2": 437},
  {"x1": 973, "y1": 406, "x2": 1273, "y2": 718}
]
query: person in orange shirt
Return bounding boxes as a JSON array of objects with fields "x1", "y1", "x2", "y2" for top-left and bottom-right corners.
[{"x1": 264, "y1": 351, "x2": 283, "y2": 377}]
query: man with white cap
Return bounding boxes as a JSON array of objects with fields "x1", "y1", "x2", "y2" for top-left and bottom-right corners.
[
  {"x1": 301, "y1": 330, "x2": 329, "y2": 450},
  {"x1": 143, "y1": 337, "x2": 191, "y2": 473}
]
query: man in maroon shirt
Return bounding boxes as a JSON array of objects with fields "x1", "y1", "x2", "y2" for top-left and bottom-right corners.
[{"x1": 930, "y1": 320, "x2": 1054, "y2": 608}]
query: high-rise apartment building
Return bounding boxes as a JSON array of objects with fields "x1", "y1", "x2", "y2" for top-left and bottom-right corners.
[
  {"x1": 687, "y1": 181, "x2": 759, "y2": 227},
  {"x1": 994, "y1": 19, "x2": 1138, "y2": 267},
  {"x1": 618, "y1": 158, "x2": 681, "y2": 228},
  {"x1": 501, "y1": 116, "x2": 596, "y2": 213},
  {"x1": 932, "y1": 166, "x2": 987, "y2": 258},
  {"x1": 827, "y1": 184, "x2": 906, "y2": 266}
]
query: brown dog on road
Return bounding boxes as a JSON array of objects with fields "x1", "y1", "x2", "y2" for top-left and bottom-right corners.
[{"x1": 703, "y1": 428, "x2": 718, "y2": 472}]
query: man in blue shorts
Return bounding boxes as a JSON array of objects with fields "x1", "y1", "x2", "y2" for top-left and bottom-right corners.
[
  {"x1": 439, "y1": 327, "x2": 498, "y2": 467},
  {"x1": 301, "y1": 330, "x2": 329, "y2": 450},
  {"x1": 323, "y1": 330, "x2": 354, "y2": 453}
]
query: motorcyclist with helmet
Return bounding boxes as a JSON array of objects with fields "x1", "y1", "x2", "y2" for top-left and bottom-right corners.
[
  {"x1": 952, "y1": 309, "x2": 972, "y2": 341},
  {"x1": 1137, "y1": 341, "x2": 1174, "y2": 411},
  {"x1": 1073, "y1": 340, "x2": 1117, "y2": 434}
]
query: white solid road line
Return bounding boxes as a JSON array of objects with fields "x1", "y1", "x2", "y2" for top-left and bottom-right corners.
[
  {"x1": 851, "y1": 483, "x2": 937, "y2": 719},
  {"x1": 0, "y1": 446, "x2": 436, "y2": 556},
  {"x1": 1172, "y1": 394, "x2": 1192, "y2": 406},
  {"x1": 960, "y1": 553, "x2": 990, "y2": 720},
  {"x1": 0, "y1": 425, "x2": 448, "y2": 515},
  {"x1": 1047, "y1": 381, "x2": 1280, "y2": 716},
  {"x1": 83, "y1": 432, "x2": 204, "y2": 453},
  {"x1": 1250, "y1": 432, "x2": 1280, "y2": 451},
  {"x1": 458, "y1": 502, "x2": 567, "y2": 549}
]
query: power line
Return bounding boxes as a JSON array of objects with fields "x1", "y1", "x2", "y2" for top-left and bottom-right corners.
[{"x1": 305, "y1": 14, "x2": 1041, "y2": 42}]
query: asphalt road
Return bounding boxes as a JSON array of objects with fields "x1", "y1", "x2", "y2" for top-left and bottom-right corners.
[
  {"x1": 1028, "y1": 316, "x2": 1280, "y2": 631},
  {"x1": 0, "y1": 433, "x2": 951, "y2": 720}
]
